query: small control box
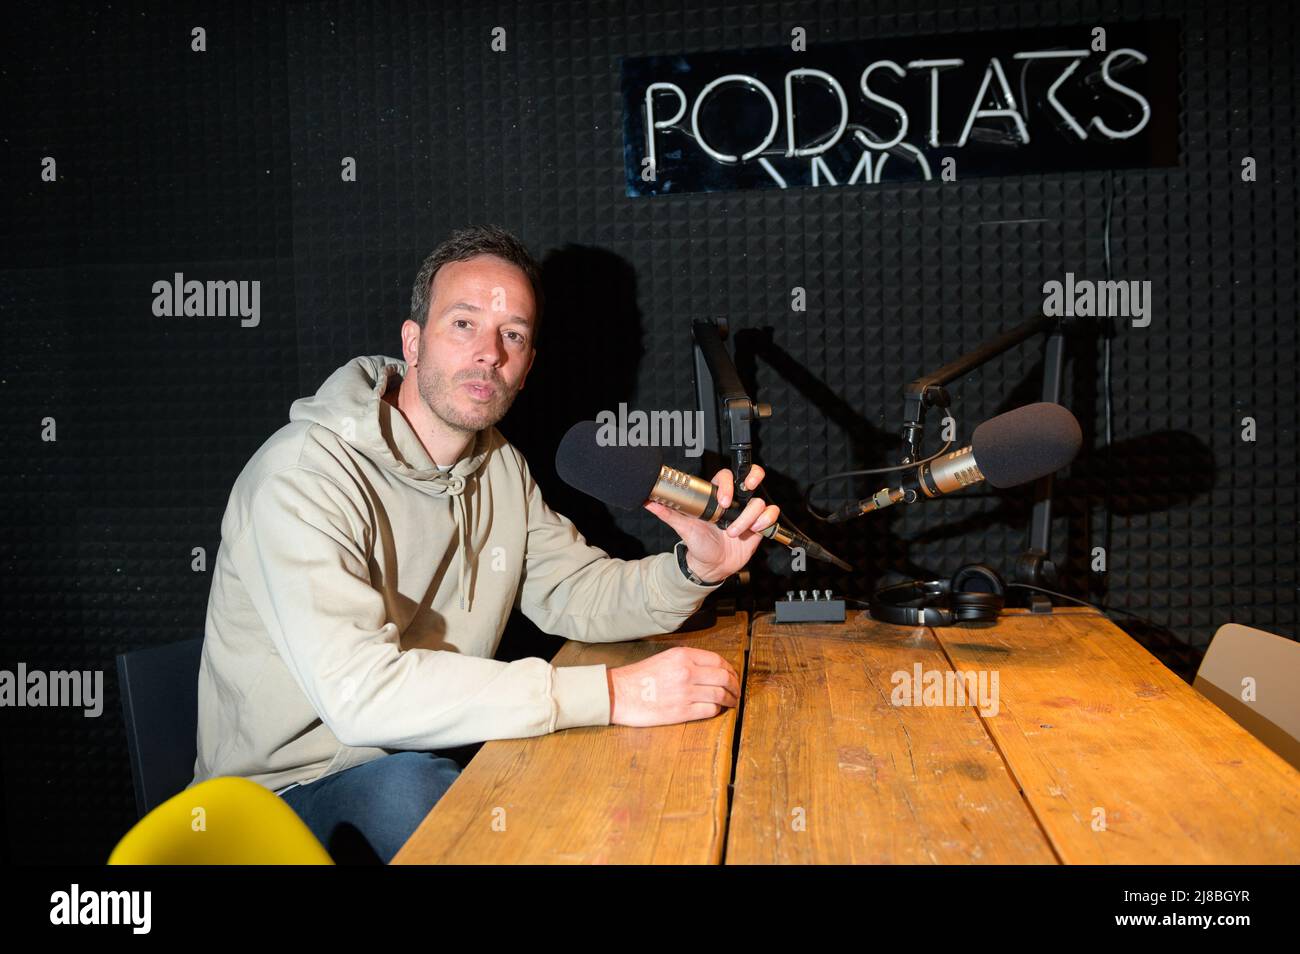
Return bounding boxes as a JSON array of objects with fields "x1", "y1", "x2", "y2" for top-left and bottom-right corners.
[{"x1": 774, "y1": 589, "x2": 847, "y2": 624}]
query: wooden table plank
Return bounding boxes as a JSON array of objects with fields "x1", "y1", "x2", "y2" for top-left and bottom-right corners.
[
  {"x1": 392, "y1": 612, "x2": 747, "y2": 864},
  {"x1": 933, "y1": 607, "x2": 1300, "y2": 864},
  {"x1": 725, "y1": 611, "x2": 1058, "y2": 864}
]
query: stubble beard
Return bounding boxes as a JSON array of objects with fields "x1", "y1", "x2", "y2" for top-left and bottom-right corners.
[{"x1": 415, "y1": 354, "x2": 519, "y2": 435}]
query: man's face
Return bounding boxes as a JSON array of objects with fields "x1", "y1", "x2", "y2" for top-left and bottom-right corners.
[{"x1": 410, "y1": 254, "x2": 536, "y2": 434}]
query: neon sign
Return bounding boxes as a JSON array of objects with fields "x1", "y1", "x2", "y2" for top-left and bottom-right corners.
[{"x1": 621, "y1": 22, "x2": 1179, "y2": 196}]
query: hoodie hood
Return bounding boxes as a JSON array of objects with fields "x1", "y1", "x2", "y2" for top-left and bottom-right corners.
[
  {"x1": 290, "y1": 354, "x2": 491, "y2": 484},
  {"x1": 289, "y1": 354, "x2": 492, "y2": 609}
]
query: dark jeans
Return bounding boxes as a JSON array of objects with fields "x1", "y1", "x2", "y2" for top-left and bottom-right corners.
[{"x1": 279, "y1": 751, "x2": 462, "y2": 864}]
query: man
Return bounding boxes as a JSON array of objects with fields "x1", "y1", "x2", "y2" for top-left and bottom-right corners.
[{"x1": 191, "y1": 225, "x2": 780, "y2": 863}]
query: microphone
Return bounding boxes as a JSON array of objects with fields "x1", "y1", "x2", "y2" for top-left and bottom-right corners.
[
  {"x1": 556, "y1": 421, "x2": 853, "y2": 571},
  {"x1": 827, "y1": 403, "x2": 1083, "y2": 522}
]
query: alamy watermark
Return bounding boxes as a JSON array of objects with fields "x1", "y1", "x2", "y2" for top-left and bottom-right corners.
[
  {"x1": 1, "y1": 664, "x2": 103, "y2": 717},
  {"x1": 151, "y1": 272, "x2": 261, "y2": 327},
  {"x1": 1042, "y1": 271, "x2": 1151, "y2": 327},
  {"x1": 891, "y1": 663, "x2": 1000, "y2": 717},
  {"x1": 50, "y1": 884, "x2": 150, "y2": 934},
  {"x1": 595, "y1": 403, "x2": 706, "y2": 458}
]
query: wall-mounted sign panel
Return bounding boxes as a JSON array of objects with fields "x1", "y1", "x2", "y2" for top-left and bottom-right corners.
[{"x1": 621, "y1": 22, "x2": 1180, "y2": 196}]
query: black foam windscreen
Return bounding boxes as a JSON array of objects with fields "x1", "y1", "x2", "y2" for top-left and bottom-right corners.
[
  {"x1": 971, "y1": 402, "x2": 1083, "y2": 489},
  {"x1": 555, "y1": 420, "x2": 664, "y2": 510}
]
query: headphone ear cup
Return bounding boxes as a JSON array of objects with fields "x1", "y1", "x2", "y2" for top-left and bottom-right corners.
[
  {"x1": 949, "y1": 564, "x2": 1006, "y2": 622},
  {"x1": 872, "y1": 579, "x2": 954, "y2": 627},
  {"x1": 950, "y1": 563, "x2": 1005, "y2": 597},
  {"x1": 872, "y1": 568, "x2": 1006, "y2": 628}
]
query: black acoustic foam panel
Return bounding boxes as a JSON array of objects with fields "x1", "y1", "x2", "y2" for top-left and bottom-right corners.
[{"x1": 1, "y1": 0, "x2": 1295, "y2": 864}]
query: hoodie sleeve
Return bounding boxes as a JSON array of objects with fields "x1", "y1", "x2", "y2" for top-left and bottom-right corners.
[
  {"x1": 229, "y1": 466, "x2": 611, "y2": 749},
  {"x1": 514, "y1": 457, "x2": 722, "y2": 643}
]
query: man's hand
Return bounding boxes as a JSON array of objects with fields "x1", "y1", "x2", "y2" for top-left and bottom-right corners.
[
  {"x1": 643, "y1": 464, "x2": 780, "y2": 583},
  {"x1": 607, "y1": 646, "x2": 740, "y2": 726}
]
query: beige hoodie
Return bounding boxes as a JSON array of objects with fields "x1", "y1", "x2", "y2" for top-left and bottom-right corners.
[{"x1": 190, "y1": 354, "x2": 720, "y2": 794}]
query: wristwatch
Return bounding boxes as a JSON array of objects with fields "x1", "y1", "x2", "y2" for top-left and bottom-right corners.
[{"x1": 675, "y1": 542, "x2": 723, "y2": 586}]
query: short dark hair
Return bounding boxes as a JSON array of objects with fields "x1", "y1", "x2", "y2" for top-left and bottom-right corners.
[{"x1": 409, "y1": 225, "x2": 544, "y2": 343}]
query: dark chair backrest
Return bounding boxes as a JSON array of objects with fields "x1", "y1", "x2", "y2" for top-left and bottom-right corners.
[{"x1": 116, "y1": 638, "x2": 205, "y2": 819}]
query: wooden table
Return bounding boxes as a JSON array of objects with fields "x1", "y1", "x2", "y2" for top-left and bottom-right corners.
[
  {"x1": 392, "y1": 611, "x2": 747, "y2": 864},
  {"x1": 395, "y1": 607, "x2": 1300, "y2": 864}
]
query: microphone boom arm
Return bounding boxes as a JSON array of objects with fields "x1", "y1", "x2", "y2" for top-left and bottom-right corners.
[
  {"x1": 900, "y1": 314, "x2": 1069, "y2": 612},
  {"x1": 691, "y1": 318, "x2": 772, "y2": 492}
]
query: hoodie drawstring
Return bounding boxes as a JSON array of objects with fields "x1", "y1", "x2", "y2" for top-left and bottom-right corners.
[
  {"x1": 295, "y1": 357, "x2": 486, "y2": 613},
  {"x1": 444, "y1": 474, "x2": 470, "y2": 611}
]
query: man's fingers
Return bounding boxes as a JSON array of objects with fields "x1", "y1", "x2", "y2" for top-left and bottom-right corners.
[
  {"x1": 713, "y1": 468, "x2": 734, "y2": 507},
  {"x1": 751, "y1": 503, "x2": 780, "y2": 534},
  {"x1": 693, "y1": 684, "x2": 739, "y2": 708},
  {"x1": 715, "y1": 465, "x2": 767, "y2": 510},
  {"x1": 644, "y1": 500, "x2": 691, "y2": 532},
  {"x1": 685, "y1": 649, "x2": 739, "y2": 682},
  {"x1": 726, "y1": 497, "x2": 767, "y2": 536},
  {"x1": 694, "y1": 665, "x2": 740, "y2": 697},
  {"x1": 693, "y1": 664, "x2": 738, "y2": 685},
  {"x1": 687, "y1": 702, "x2": 725, "y2": 721},
  {"x1": 685, "y1": 671, "x2": 737, "y2": 704}
]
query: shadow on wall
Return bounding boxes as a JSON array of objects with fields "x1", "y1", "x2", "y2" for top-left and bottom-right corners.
[
  {"x1": 494, "y1": 263, "x2": 1220, "y2": 683},
  {"x1": 729, "y1": 324, "x2": 1218, "y2": 681},
  {"x1": 494, "y1": 244, "x2": 650, "y2": 664}
]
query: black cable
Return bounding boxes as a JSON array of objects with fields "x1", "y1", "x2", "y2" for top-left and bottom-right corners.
[
  {"x1": 1007, "y1": 582, "x2": 1154, "y2": 622},
  {"x1": 1100, "y1": 170, "x2": 1117, "y2": 610},
  {"x1": 802, "y1": 435, "x2": 956, "y2": 523}
]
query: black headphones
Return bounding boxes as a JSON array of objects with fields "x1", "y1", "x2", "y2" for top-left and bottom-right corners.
[{"x1": 869, "y1": 564, "x2": 1006, "y2": 627}]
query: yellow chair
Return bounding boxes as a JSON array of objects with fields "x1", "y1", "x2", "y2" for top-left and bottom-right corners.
[{"x1": 108, "y1": 776, "x2": 334, "y2": 865}]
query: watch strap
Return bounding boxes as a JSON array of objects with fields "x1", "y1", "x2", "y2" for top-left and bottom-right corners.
[{"x1": 675, "y1": 541, "x2": 723, "y2": 587}]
